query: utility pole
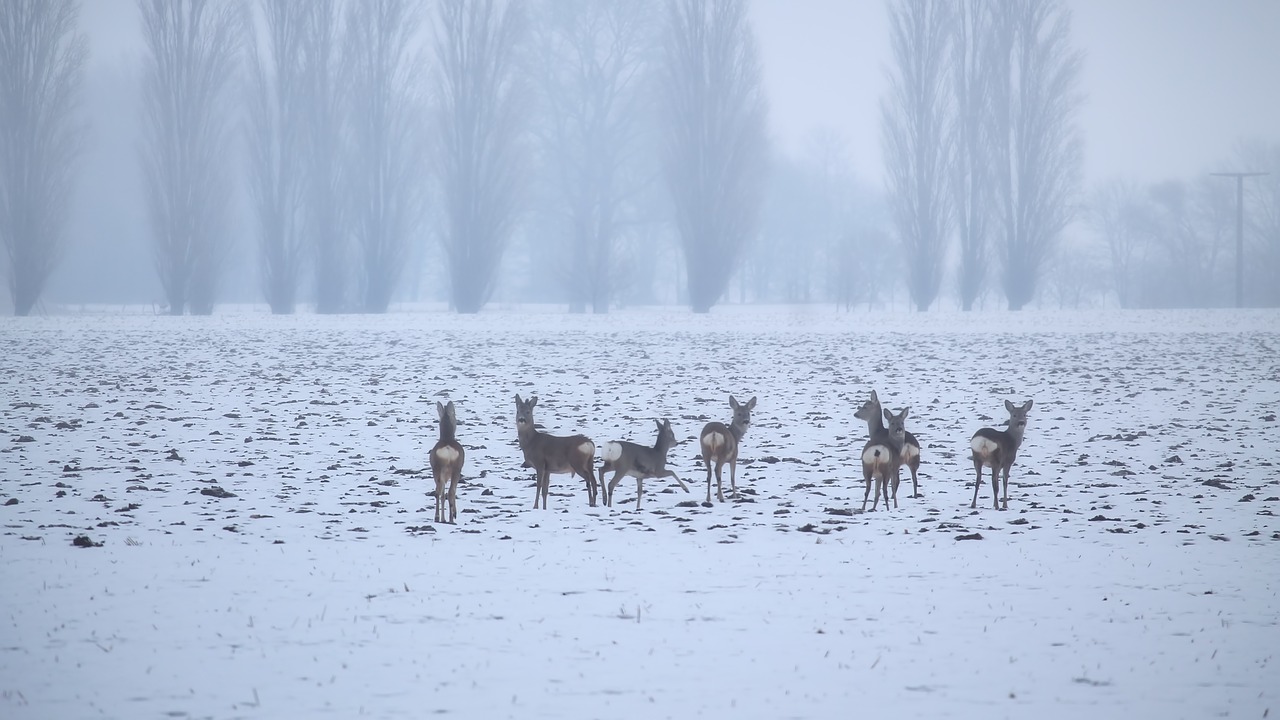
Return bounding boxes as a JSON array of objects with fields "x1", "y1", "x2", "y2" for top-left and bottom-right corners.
[{"x1": 1210, "y1": 171, "x2": 1268, "y2": 308}]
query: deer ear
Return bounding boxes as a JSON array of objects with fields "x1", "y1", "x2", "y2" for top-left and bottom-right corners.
[
  {"x1": 870, "y1": 390, "x2": 879, "y2": 403},
  {"x1": 514, "y1": 394, "x2": 523, "y2": 406},
  {"x1": 901, "y1": 407, "x2": 910, "y2": 421},
  {"x1": 529, "y1": 396, "x2": 538, "y2": 408},
  {"x1": 446, "y1": 401, "x2": 456, "y2": 416},
  {"x1": 883, "y1": 408, "x2": 893, "y2": 422},
  {"x1": 437, "y1": 401, "x2": 446, "y2": 417},
  {"x1": 1023, "y1": 399, "x2": 1034, "y2": 412},
  {"x1": 1004, "y1": 399, "x2": 1016, "y2": 413},
  {"x1": 729, "y1": 395, "x2": 739, "y2": 409},
  {"x1": 655, "y1": 419, "x2": 664, "y2": 431},
  {"x1": 746, "y1": 396, "x2": 757, "y2": 410}
]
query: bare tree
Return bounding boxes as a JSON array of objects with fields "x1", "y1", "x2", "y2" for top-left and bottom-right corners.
[
  {"x1": 1086, "y1": 178, "x2": 1154, "y2": 308},
  {"x1": 1237, "y1": 140, "x2": 1280, "y2": 307},
  {"x1": 246, "y1": 0, "x2": 307, "y2": 314},
  {"x1": 0, "y1": 0, "x2": 87, "y2": 316},
  {"x1": 1146, "y1": 177, "x2": 1234, "y2": 307},
  {"x1": 657, "y1": 0, "x2": 768, "y2": 314},
  {"x1": 532, "y1": 0, "x2": 652, "y2": 313},
  {"x1": 950, "y1": 0, "x2": 996, "y2": 311},
  {"x1": 881, "y1": 0, "x2": 952, "y2": 311},
  {"x1": 434, "y1": 0, "x2": 528, "y2": 314},
  {"x1": 302, "y1": 0, "x2": 345, "y2": 313},
  {"x1": 139, "y1": 0, "x2": 242, "y2": 315},
  {"x1": 988, "y1": 0, "x2": 1082, "y2": 310},
  {"x1": 343, "y1": 0, "x2": 425, "y2": 313}
]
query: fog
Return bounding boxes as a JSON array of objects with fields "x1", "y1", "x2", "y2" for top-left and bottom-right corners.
[{"x1": 7, "y1": 0, "x2": 1280, "y2": 313}]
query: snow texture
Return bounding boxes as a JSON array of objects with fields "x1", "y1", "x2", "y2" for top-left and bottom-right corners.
[{"x1": 1, "y1": 306, "x2": 1278, "y2": 718}]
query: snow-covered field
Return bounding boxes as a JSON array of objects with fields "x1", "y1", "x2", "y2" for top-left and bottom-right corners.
[{"x1": 2, "y1": 306, "x2": 1278, "y2": 719}]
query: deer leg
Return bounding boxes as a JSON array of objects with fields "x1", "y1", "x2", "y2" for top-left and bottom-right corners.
[
  {"x1": 635, "y1": 476, "x2": 644, "y2": 511},
  {"x1": 606, "y1": 469, "x2": 624, "y2": 508},
  {"x1": 970, "y1": 459, "x2": 983, "y2": 509},
  {"x1": 540, "y1": 469, "x2": 551, "y2": 510},
  {"x1": 861, "y1": 467, "x2": 873, "y2": 512},
  {"x1": 449, "y1": 470, "x2": 460, "y2": 523},
  {"x1": 891, "y1": 468, "x2": 900, "y2": 509},
  {"x1": 729, "y1": 458, "x2": 738, "y2": 496},
  {"x1": 663, "y1": 469, "x2": 689, "y2": 493},
  {"x1": 1001, "y1": 465, "x2": 1010, "y2": 510},
  {"x1": 705, "y1": 462, "x2": 714, "y2": 504},
  {"x1": 990, "y1": 464, "x2": 1000, "y2": 510},
  {"x1": 909, "y1": 458, "x2": 921, "y2": 498},
  {"x1": 715, "y1": 462, "x2": 726, "y2": 503},
  {"x1": 871, "y1": 471, "x2": 884, "y2": 511}
]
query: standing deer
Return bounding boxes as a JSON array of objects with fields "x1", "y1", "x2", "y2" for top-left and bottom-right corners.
[
  {"x1": 514, "y1": 394, "x2": 599, "y2": 509},
  {"x1": 860, "y1": 406, "x2": 909, "y2": 512},
  {"x1": 854, "y1": 390, "x2": 923, "y2": 498},
  {"x1": 699, "y1": 395, "x2": 756, "y2": 504},
  {"x1": 600, "y1": 419, "x2": 689, "y2": 510},
  {"x1": 429, "y1": 400, "x2": 465, "y2": 523},
  {"x1": 970, "y1": 399, "x2": 1033, "y2": 510}
]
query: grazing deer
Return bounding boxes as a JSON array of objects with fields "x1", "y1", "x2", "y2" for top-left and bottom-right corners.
[
  {"x1": 860, "y1": 406, "x2": 909, "y2": 512},
  {"x1": 600, "y1": 419, "x2": 689, "y2": 511},
  {"x1": 854, "y1": 390, "x2": 923, "y2": 498},
  {"x1": 699, "y1": 395, "x2": 756, "y2": 504},
  {"x1": 514, "y1": 394, "x2": 599, "y2": 509},
  {"x1": 970, "y1": 399, "x2": 1033, "y2": 510},
  {"x1": 429, "y1": 401, "x2": 465, "y2": 523}
]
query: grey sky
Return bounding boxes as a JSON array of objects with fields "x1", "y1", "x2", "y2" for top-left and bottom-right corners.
[{"x1": 752, "y1": 0, "x2": 1280, "y2": 184}]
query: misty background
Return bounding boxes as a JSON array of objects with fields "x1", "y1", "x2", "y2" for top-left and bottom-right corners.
[{"x1": 4, "y1": 0, "x2": 1279, "y2": 315}]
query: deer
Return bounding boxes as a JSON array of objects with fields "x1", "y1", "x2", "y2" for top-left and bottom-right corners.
[
  {"x1": 854, "y1": 390, "x2": 923, "y2": 498},
  {"x1": 429, "y1": 400, "x2": 465, "y2": 523},
  {"x1": 514, "y1": 394, "x2": 599, "y2": 509},
  {"x1": 860, "y1": 406, "x2": 909, "y2": 512},
  {"x1": 600, "y1": 418, "x2": 689, "y2": 511},
  {"x1": 699, "y1": 395, "x2": 756, "y2": 504},
  {"x1": 969, "y1": 399, "x2": 1033, "y2": 510}
]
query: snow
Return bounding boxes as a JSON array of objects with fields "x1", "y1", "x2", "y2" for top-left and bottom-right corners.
[{"x1": 1, "y1": 306, "x2": 1278, "y2": 718}]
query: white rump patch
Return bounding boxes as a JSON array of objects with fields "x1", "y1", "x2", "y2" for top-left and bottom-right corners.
[
  {"x1": 900, "y1": 444, "x2": 920, "y2": 463},
  {"x1": 701, "y1": 432, "x2": 725, "y2": 456},
  {"x1": 971, "y1": 436, "x2": 998, "y2": 461},
  {"x1": 433, "y1": 446, "x2": 460, "y2": 464},
  {"x1": 578, "y1": 441, "x2": 595, "y2": 456},
  {"x1": 861, "y1": 444, "x2": 890, "y2": 465},
  {"x1": 602, "y1": 442, "x2": 622, "y2": 463}
]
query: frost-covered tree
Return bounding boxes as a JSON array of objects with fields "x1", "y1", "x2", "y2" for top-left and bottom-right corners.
[
  {"x1": 434, "y1": 0, "x2": 528, "y2": 314},
  {"x1": 246, "y1": 0, "x2": 308, "y2": 314},
  {"x1": 532, "y1": 0, "x2": 653, "y2": 313},
  {"x1": 988, "y1": 0, "x2": 1082, "y2": 310},
  {"x1": 881, "y1": 0, "x2": 952, "y2": 311},
  {"x1": 302, "y1": 0, "x2": 345, "y2": 313},
  {"x1": 344, "y1": 0, "x2": 425, "y2": 313},
  {"x1": 139, "y1": 0, "x2": 242, "y2": 315},
  {"x1": 657, "y1": 0, "x2": 768, "y2": 313},
  {"x1": 950, "y1": 0, "x2": 998, "y2": 311},
  {"x1": 0, "y1": 0, "x2": 87, "y2": 316}
]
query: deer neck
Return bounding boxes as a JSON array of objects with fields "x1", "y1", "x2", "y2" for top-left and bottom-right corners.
[
  {"x1": 1005, "y1": 424, "x2": 1026, "y2": 449},
  {"x1": 864, "y1": 409, "x2": 885, "y2": 437},
  {"x1": 729, "y1": 421, "x2": 747, "y2": 442},
  {"x1": 654, "y1": 434, "x2": 674, "y2": 455},
  {"x1": 517, "y1": 423, "x2": 539, "y2": 450},
  {"x1": 439, "y1": 419, "x2": 457, "y2": 444}
]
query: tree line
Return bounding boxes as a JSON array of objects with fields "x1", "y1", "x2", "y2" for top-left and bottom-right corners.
[{"x1": 1, "y1": 0, "x2": 1276, "y2": 316}]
